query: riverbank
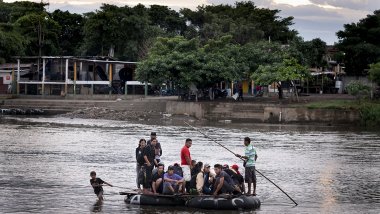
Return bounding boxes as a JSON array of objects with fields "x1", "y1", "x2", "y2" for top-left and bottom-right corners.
[{"x1": 0, "y1": 94, "x2": 368, "y2": 126}]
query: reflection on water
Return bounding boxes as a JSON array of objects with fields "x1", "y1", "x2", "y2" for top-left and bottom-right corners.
[
  {"x1": 91, "y1": 200, "x2": 103, "y2": 213},
  {"x1": 0, "y1": 116, "x2": 379, "y2": 213}
]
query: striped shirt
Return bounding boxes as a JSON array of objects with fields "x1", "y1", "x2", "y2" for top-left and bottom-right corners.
[{"x1": 244, "y1": 144, "x2": 257, "y2": 167}]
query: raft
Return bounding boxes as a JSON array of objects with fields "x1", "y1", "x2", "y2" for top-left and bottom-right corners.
[
  {"x1": 121, "y1": 192, "x2": 261, "y2": 210},
  {"x1": 123, "y1": 192, "x2": 185, "y2": 206},
  {"x1": 186, "y1": 194, "x2": 260, "y2": 210}
]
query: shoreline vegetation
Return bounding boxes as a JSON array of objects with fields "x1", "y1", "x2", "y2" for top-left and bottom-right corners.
[
  {"x1": 2, "y1": 95, "x2": 380, "y2": 128},
  {"x1": 304, "y1": 100, "x2": 380, "y2": 127},
  {"x1": 59, "y1": 98, "x2": 380, "y2": 128}
]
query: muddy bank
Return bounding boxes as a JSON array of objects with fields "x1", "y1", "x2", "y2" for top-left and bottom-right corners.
[
  {"x1": 62, "y1": 107, "x2": 159, "y2": 121},
  {"x1": 60, "y1": 107, "x2": 199, "y2": 124}
]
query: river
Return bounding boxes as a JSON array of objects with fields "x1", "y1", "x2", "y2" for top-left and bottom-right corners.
[{"x1": 0, "y1": 116, "x2": 379, "y2": 213}]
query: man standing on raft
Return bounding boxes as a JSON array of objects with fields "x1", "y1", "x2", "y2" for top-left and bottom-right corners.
[
  {"x1": 180, "y1": 138, "x2": 193, "y2": 192},
  {"x1": 236, "y1": 137, "x2": 258, "y2": 196}
]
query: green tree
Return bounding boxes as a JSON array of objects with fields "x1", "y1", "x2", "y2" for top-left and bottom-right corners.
[
  {"x1": 369, "y1": 62, "x2": 380, "y2": 85},
  {"x1": 15, "y1": 12, "x2": 61, "y2": 56},
  {"x1": 136, "y1": 36, "x2": 244, "y2": 91},
  {"x1": 346, "y1": 81, "x2": 370, "y2": 102},
  {"x1": 0, "y1": 1, "x2": 46, "y2": 23},
  {"x1": 241, "y1": 41, "x2": 286, "y2": 73},
  {"x1": 0, "y1": 24, "x2": 25, "y2": 62},
  {"x1": 302, "y1": 38, "x2": 327, "y2": 68},
  {"x1": 136, "y1": 36, "x2": 202, "y2": 88},
  {"x1": 181, "y1": 1, "x2": 297, "y2": 44},
  {"x1": 251, "y1": 57, "x2": 309, "y2": 99},
  {"x1": 80, "y1": 4, "x2": 164, "y2": 60},
  {"x1": 51, "y1": 10, "x2": 84, "y2": 56},
  {"x1": 148, "y1": 5, "x2": 186, "y2": 36},
  {"x1": 336, "y1": 10, "x2": 380, "y2": 76}
]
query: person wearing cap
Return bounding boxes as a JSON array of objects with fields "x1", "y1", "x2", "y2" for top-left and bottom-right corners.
[
  {"x1": 163, "y1": 165, "x2": 185, "y2": 194},
  {"x1": 147, "y1": 132, "x2": 163, "y2": 164},
  {"x1": 222, "y1": 164, "x2": 242, "y2": 193},
  {"x1": 230, "y1": 164, "x2": 245, "y2": 194},
  {"x1": 235, "y1": 137, "x2": 258, "y2": 196},
  {"x1": 180, "y1": 138, "x2": 193, "y2": 192}
]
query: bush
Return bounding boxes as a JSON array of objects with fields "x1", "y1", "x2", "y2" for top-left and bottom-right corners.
[
  {"x1": 359, "y1": 104, "x2": 380, "y2": 127},
  {"x1": 346, "y1": 81, "x2": 370, "y2": 102}
]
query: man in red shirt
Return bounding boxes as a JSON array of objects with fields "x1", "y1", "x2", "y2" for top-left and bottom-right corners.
[{"x1": 180, "y1": 138, "x2": 193, "y2": 191}]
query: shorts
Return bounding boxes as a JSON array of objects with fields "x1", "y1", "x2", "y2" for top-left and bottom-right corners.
[
  {"x1": 181, "y1": 165, "x2": 191, "y2": 181},
  {"x1": 163, "y1": 182, "x2": 180, "y2": 194},
  {"x1": 94, "y1": 189, "x2": 103, "y2": 197},
  {"x1": 244, "y1": 166, "x2": 256, "y2": 183}
]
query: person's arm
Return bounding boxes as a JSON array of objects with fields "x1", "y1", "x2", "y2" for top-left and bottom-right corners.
[
  {"x1": 153, "y1": 159, "x2": 158, "y2": 167},
  {"x1": 177, "y1": 174, "x2": 185, "y2": 184},
  {"x1": 143, "y1": 147, "x2": 151, "y2": 166},
  {"x1": 185, "y1": 155, "x2": 192, "y2": 168},
  {"x1": 103, "y1": 181, "x2": 113, "y2": 187},
  {"x1": 164, "y1": 174, "x2": 175, "y2": 182},
  {"x1": 196, "y1": 173, "x2": 204, "y2": 194},
  {"x1": 255, "y1": 154, "x2": 258, "y2": 161},
  {"x1": 235, "y1": 154, "x2": 248, "y2": 160},
  {"x1": 176, "y1": 178, "x2": 185, "y2": 184},
  {"x1": 213, "y1": 177, "x2": 224, "y2": 196},
  {"x1": 144, "y1": 154, "x2": 151, "y2": 166},
  {"x1": 159, "y1": 143, "x2": 162, "y2": 156}
]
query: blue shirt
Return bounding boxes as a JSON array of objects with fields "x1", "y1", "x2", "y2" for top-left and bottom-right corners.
[{"x1": 164, "y1": 173, "x2": 183, "y2": 185}]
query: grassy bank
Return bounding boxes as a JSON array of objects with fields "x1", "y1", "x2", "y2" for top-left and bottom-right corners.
[
  {"x1": 305, "y1": 100, "x2": 380, "y2": 126},
  {"x1": 305, "y1": 100, "x2": 359, "y2": 110}
]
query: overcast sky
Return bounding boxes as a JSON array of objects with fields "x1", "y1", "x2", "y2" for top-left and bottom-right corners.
[{"x1": 4, "y1": 0, "x2": 379, "y2": 45}]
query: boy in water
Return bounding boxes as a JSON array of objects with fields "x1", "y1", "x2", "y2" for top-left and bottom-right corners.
[{"x1": 90, "y1": 171, "x2": 113, "y2": 200}]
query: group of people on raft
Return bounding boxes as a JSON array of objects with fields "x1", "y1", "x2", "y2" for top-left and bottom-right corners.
[
  {"x1": 134, "y1": 132, "x2": 258, "y2": 197},
  {"x1": 89, "y1": 132, "x2": 258, "y2": 200}
]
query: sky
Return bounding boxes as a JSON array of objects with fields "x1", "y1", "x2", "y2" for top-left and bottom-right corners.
[{"x1": 4, "y1": 0, "x2": 380, "y2": 45}]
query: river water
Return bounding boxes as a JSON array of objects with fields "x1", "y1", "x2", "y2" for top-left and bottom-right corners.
[{"x1": 0, "y1": 116, "x2": 379, "y2": 213}]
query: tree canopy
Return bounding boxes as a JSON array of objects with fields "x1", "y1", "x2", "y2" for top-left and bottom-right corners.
[
  {"x1": 135, "y1": 36, "x2": 243, "y2": 88},
  {"x1": 336, "y1": 10, "x2": 380, "y2": 76},
  {"x1": 0, "y1": 1, "x2": 299, "y2": 62},
  {"x1": 369, "y1": 62, "x2": 380, "y2": 85},
  {"x1": 181, "y1": 1, "x2": 296, "y2": 44}
]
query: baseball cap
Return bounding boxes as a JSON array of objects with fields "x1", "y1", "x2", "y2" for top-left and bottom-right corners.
[
  {"x1": 231, "y1": 164, "x2": 239, "y2": 171},
  {"x1": 204, "y1": 164, "x2": 210, "y2": 168}
]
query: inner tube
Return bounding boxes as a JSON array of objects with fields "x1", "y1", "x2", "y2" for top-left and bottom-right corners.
[
  {"x1": 186, "y1": 195, "x2": 261, "y2": 210},
  {"x1": 122, "y1": 192, "x2": 260, "y2": 210},
  {"x1": 125, "y1": 194, "x2": 185, "y2": 206}
]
